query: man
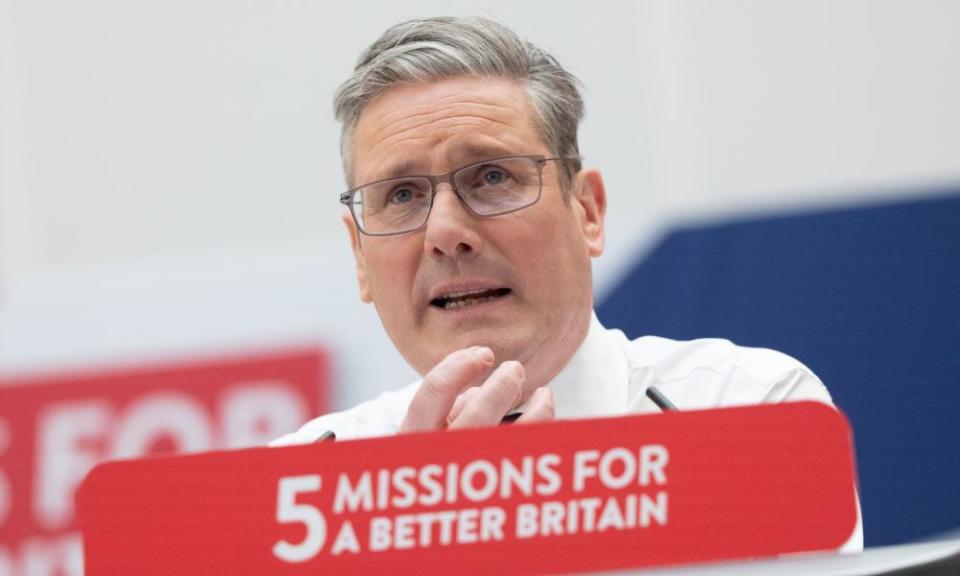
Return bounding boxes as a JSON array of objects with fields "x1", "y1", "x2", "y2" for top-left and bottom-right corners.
[
  {"x1": 272, "y1": 15, "x2": 861, "y2": 551},
  {"x1": 275, "y1": 13, "x2": 840, "y2": 439}
]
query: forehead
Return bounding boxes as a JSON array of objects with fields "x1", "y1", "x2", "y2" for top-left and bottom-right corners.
[{"x1": 352, "y1": 76, "x2": 546, "y2": 182}]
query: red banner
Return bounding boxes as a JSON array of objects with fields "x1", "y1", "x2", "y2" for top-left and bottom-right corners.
[
  {"x1": 79, "y1": 402, "x2": 858, "y2": 575},
  {"x1": 0, "y1": 348, "x2": 328, "y2": 576}
]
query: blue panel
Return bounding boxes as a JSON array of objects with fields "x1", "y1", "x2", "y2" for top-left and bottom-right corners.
[{"x1": 598, "y1": 191, "x2": 960, "y2": 546}]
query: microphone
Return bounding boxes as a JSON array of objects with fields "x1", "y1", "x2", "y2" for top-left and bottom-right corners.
[
  {"x1": 314, "y1": 430, "x2": 336, "y2": 442},
  {"x1": 645, "y1": 386, "x2": 677, "y2": 412}
]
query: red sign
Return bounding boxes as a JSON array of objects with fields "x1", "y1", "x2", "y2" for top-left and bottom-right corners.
[
  {"x1": 0, "y1": 348, "x2": 328, "y2": 576},
  {"x1": 79, "y1": 402, "x2": 858, "y2": 575}
]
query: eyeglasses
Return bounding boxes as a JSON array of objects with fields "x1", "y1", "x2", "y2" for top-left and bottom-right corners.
[{"x1": 340, "y1": 155, "x2": 578, "y2": 236}]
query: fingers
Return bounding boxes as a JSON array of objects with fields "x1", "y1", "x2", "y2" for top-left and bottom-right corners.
[
  {"x1": 400, "y1": 347, "x2": 494, "y2": 433},
  {"x1": 515, "y1": 387, "x2": 555, "y2": 424},
  {"x1": 448, "y1": 361, "x2": 524, "y2": 430},
  {"x1": 447, "y1": 386, "x2": 481, "y2": 426},
  {"x1": 402, "y1": 350, "x2": 555, "y2": 433}
]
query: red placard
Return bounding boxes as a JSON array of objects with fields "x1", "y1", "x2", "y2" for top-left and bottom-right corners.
[
  {"x1": 79, "y1": 402, "x2": 858, "y2": 575},
  {"x1": 0, "y1": 348, "x2": 328, "y2": 575}
]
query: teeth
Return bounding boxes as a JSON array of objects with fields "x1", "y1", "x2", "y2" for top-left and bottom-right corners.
[
  {"x1": 431, "y1": 287, "x2": 510, "y2": 310},
  {"x1": 443, "y1": 294, "x2": 499, "y2": 309},
  {"x1": 442, "y1": 289, "x2": 490, "y2": 299}
]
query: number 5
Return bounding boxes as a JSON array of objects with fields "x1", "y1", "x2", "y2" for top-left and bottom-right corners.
[{"x1": 272, "y1": 475, "x2": 326, "y2": 563}]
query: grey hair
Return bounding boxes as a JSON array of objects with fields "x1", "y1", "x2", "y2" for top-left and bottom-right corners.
[{"x1": 334, "y1": 16, "x2": 584, "y2": 188}]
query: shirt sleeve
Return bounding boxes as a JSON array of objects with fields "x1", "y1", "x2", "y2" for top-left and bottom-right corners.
[{"x1": 760, "y1": 365, "x2": 834, "y2": 405}]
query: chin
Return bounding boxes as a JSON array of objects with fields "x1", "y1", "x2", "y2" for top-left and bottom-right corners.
[{"x1": 475, "y1": 332, "x2": 529, "y2": 364}]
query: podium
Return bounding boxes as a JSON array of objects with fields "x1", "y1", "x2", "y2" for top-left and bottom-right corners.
[{"x1": 78, "y1": 402, "x2": 860, "y2": 575}]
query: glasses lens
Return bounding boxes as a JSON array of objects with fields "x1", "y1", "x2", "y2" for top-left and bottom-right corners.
[
  {"x1": 454, "y1": 157, "x2": 542, "y2": 216},
  {"x1": 354, "y1": 177, "x2": 432, "y2": 235}
]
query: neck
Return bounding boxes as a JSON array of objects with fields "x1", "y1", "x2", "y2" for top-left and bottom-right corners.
[{"x1": 517, "y1": 305, "x2": 593, "y2": 403}]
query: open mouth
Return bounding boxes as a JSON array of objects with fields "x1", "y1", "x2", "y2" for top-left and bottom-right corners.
[{"x1": 430, "y1": 288, "x2": 511, "y2": 310}]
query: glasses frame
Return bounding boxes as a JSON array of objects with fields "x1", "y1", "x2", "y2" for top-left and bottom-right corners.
[{"x1": 339, "y1": 155, "x2": 579, "y2": 236}]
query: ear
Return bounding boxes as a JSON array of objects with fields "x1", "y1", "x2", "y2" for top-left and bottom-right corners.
[
  {"x1": 343, "y1": 212, "x2": 373, "y2": 303},
  {"x1": 573, "y1": 168, "x2": 606, "y2": 257}
]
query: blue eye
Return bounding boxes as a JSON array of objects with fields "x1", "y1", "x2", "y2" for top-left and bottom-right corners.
[
  {"x1": 481, "y1": 168, "x2": 507, "y2": 185},
  {"x1": 389, "y1": 187, "x2": 416, "y2": 204}
]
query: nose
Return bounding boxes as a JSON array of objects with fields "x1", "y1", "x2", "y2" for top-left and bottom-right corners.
[{"x1": 423, "y1": 183, "x2": 484, "y2": 260}]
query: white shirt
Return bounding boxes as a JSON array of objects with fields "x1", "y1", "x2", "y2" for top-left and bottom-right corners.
[{"x1": 272, "y1": 312, "x2": 863, "y2": 551}]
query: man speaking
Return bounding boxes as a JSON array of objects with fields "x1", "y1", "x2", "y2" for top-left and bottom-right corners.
[{"x1": 273, "y1": 17, "x2": 856, "y2": 535}]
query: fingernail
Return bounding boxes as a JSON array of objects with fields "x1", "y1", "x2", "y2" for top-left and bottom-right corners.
[
  {"x1": 502, "y1": 360, "x2": 524, "y2": 377},
  {"x1": 535, "y1": 386, "x2": 552, "y2": 402},
  {"x1": 471, "y1": 346, "x2": 494, "y2": 362}
]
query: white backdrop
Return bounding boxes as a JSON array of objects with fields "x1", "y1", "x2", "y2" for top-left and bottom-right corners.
[{"x1": 2, "y1": 0, "x2": 960, "y2": 409}]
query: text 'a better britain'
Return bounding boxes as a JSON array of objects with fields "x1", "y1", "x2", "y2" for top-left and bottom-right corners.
[{"x1": 272, "y1": 444, "x2": 670, "y2": 562}]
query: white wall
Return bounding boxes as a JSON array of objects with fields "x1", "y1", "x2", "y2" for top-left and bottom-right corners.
[{"x1": 2, "y1": 0, "x2": 959, "y2": 408}]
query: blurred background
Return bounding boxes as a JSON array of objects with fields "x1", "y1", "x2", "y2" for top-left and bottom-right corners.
[{"x1": 1, "y1": 1, "x2": 958, "y2": 573}]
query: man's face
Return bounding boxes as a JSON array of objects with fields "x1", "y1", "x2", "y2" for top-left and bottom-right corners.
[{"x1": 346, "y1": 75, "x2": 605, "y2": 396}]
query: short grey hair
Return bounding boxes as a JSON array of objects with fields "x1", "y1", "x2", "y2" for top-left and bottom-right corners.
[{"x1": 334, "y1": 16, "x2": 584, "y2": 188}]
